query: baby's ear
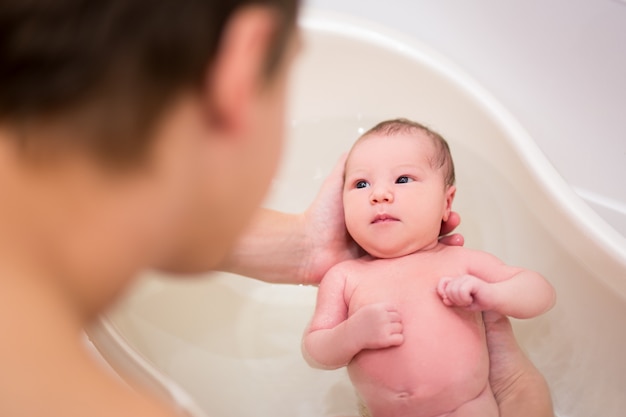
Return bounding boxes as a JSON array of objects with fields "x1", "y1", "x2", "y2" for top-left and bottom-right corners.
[{"x1": 442, "y1": 185, "x2": 456, "y2": 221}]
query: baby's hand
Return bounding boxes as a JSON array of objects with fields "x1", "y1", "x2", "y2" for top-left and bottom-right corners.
[
  {"x1": 437, "y1": 275, "x2": 495, "y2": 312},
  {"x1": 347, "y1": 303, "x2": 404, "y2": 351}
]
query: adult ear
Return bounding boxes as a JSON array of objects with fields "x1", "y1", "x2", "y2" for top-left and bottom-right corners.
[
  {"x1": 442, "y1": 185, "x2": 457, "y2": 221},
  {"x1": 203, "y1": 6, "x2": 278, "y2": 135}
]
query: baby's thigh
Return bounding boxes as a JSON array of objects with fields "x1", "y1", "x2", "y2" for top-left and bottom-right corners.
[{"x1": 443, "y1": 384, "x2": 498, "y2": 417}]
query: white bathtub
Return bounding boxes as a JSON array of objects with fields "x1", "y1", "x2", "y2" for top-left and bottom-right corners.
[{"x1": 88, "y1": 10, "x2": 626, "y2": 417}]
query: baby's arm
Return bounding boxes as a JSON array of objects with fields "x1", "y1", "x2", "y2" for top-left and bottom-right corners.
[
  {"x1": 302, "y1": 265, "x2": 403, "y2": 369},
  {"x1": 437, "y1": 249, "x2": 555, "y2": 319}
]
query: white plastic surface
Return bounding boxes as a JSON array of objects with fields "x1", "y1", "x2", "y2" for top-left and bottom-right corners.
[
  {"x1": 89, "y1": 10, "x2": 626, "y2": 417},
  {"x1": 305, "y1": 0, "x2": 626, "y2": 237}
]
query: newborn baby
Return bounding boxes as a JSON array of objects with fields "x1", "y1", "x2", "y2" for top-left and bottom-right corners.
[{"x1": 302, "y1": 118, "x2": 555, "y2": 417}]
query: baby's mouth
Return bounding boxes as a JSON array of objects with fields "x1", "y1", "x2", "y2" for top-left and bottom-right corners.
[{"x1": 372, "y1": 214, "x2": 399, "y2": 224}]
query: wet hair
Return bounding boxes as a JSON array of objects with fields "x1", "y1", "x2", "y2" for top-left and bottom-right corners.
[
  {"x1": 356, "y1": 118, "x2": 456, "y2": 187},
  {"x1": 0, "y1": 0, "x2": 299, "y2": 167}
]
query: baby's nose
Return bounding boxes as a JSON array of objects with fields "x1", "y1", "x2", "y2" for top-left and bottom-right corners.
[{"x1": 370, "y1": 187, "x2": 393, "y2": 204}]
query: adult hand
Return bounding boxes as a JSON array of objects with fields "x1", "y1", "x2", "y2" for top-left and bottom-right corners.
[
  {"x1": 439, "y1": 211, "x2": 464, "y2": 247},
  {"x1": 484, "y1": 311, "x2": 555, "y2": 417},
  {"x1": 300, "y1": 154, "x2": 360, "y2": 284}
]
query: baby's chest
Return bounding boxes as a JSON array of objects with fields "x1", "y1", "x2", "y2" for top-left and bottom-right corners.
[
  {"x1": 346, "y1": 258, "x2": 470, "y2": 317},
  {"x1": 347, "y1": 259, "x2": 483, "y2": 348},
  {"x1": 351, "y1": 265, "x2": 450, "y2": 303}
]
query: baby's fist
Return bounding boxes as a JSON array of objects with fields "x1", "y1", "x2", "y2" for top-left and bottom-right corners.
[
  {"x1": 438, "y1": 275, "x2": 492, "y2": 311},
  {"x1": 348, "y1": 303, "x2": 404, "y2": 350}
]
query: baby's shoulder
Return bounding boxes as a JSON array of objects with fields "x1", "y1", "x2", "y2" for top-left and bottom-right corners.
[
  {"x1": 321, "y1": 256, "x2": 377, "y2": 282},
  {"x1": 321, "y1": 258, "x2": 359, "y2": 280},
  {"x1": 438, "y1": 244, "x2": 503, "y2": 266},
  {"x1": 331, "y1": 256, "x2": 374, "y2": 274}
]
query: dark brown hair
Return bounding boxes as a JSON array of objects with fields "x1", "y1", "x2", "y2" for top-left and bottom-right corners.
[
  {"x1": 358, "y1": 118, "x2": 456, "y2": 187},
  {"x1": 0, "y1": 0, "x2": 299, "y2": 167}
]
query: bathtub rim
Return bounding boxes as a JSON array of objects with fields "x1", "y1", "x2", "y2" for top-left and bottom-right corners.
[{"x1": 87, "y1": 316, "x2": 208, "y2": 417}]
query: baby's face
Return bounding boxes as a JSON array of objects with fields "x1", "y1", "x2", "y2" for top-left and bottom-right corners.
[{"x1": 343, "y1": 132, "x2": 455, "y2": 258}]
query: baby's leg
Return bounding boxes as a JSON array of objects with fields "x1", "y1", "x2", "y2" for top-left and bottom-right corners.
[{"x1": 444, "y1": 384, "x2": 498, "y2": 417}]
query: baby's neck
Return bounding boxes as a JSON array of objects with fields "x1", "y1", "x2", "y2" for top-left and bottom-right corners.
[{"x1": 365, "y1": 240, "x2": 445, "y2": 260}]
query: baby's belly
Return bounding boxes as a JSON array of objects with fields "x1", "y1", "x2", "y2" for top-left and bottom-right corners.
[{"x1": 348, "y1": 299, "x2": 488, "y2": 414}]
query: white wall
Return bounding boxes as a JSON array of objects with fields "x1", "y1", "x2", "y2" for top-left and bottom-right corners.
[{"x1": 304, "y1": 0, "x2": 626, "y2": 236}]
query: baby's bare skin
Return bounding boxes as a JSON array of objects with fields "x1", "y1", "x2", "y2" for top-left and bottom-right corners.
[
  {"x1": 302, "y1": 124, "x2": 555, "y2": 417},
  {"x1": 347, "y1": 248, "x2": 488, "y2": 416},
  {"x1": 308, "y1": 244, "x2": 504, "y2": 417}
]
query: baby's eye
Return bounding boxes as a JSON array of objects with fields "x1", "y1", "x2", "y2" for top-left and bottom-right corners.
[
  {"x1": 396, "y1": 176, "x2": 413, "y2": 184},
  {"x1": 355, "y1": 180, "x2": 369, "y2": 189}
]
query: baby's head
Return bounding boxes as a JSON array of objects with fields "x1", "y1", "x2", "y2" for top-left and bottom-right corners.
[
  {"x1": 343, "y1": 118, "x2": 456, "y2": 258},
  {"x1": 349, "y1": 119, "x2": 456, "y2": 187}
]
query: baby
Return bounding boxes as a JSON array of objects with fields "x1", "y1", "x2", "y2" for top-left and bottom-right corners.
[{"x1": 302, "y1": 118, "x2": 556, "y2": 417}]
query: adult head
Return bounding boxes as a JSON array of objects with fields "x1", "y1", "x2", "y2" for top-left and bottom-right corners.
[{"x1": 0, "y1": 0, "x2": 301, "y2": 313}]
